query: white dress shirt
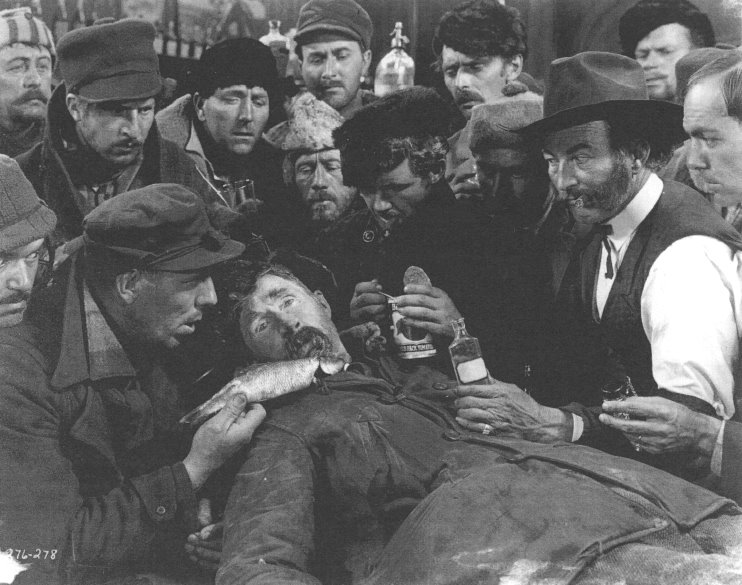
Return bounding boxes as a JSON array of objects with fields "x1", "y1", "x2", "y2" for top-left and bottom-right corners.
[{"x1": 596, "y1": 173, "x2": 741, "y2": 418}]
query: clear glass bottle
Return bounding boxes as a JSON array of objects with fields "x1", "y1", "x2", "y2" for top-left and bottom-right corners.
[
  {"x1": 449, "y1": 318, "x2": 488, "y2": 385},
  {"x1": 374, "y1": 22, "x2": 415, "y2": 97},
  {"x1": 601, "y1": 376, "x2": 636, "y2": 420}
]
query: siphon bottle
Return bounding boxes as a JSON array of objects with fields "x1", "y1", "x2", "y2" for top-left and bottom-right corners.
[{"x1": 448, "y1": 318, "x2": 488, "y2": 385}]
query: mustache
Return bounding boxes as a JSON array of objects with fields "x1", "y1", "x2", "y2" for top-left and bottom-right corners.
[
  {"x1": 1, "y1": 291, "x2": 30, "y2": 305},
  {"x1": 284, "y1": 326, "x2": 332, "y2": 359},
  {"x1": 454, "y1": 89, "x2": 482, "y2": 105},
  {"x1": 14, "y1": 89, "x2": 48, "y2": 105},
  {"x1": 320, "y1": 81, "x2": 345, "y2": 89}
]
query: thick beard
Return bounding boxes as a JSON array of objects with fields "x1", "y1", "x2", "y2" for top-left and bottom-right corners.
[
  {"x1": 284, "y1": 326, "x2": 334, "y2": 359},
  {"x1": 567, "y1": 152, "x2": 633, "y2": 214}
]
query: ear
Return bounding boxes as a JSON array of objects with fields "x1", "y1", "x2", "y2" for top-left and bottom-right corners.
[
  {"x1": 193, "y1": 92, "x2": 206, "y2": 122},
  {"x1": 503, "y1": 54, "x2": 523, "y2": 83},
  {"x1": 314, "y1": 289, "x2": 332, "y2": 316},
  {"x1": 361, "y1": 49, "x2": 372, "y2": 78},
  {"x1": 629, "y1": 139, "x2": 651, "y2": 171},
  {"x1": 66, "y1": 93, "x2": 83, "y2": 122},
  {"x1": 115, "y1": 269, "x2": 145, "y2": 305}
]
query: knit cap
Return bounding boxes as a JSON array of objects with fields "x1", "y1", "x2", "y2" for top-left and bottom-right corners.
[
  {"x1": 0, "y1": 155, "x2": 56, "y2": 251},
  {"x1": 0, "y1": 8, "x2": 55, "y2": 56}
]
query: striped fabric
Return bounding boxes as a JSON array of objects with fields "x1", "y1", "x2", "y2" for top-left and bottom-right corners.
[{"x1": 0, "y1": 7, "x2": 55, "y2": 55}]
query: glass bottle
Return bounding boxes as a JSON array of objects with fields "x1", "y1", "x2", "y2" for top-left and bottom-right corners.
[
  {"x1": 374, "y1": 22, "x2": 415, "y2": 97},
  {"x1": 448, "y1": 318, "x2": 488, "y2": 385},
  {"x1": 260, "y1": 20, "x2": 289, "y2": 77}
]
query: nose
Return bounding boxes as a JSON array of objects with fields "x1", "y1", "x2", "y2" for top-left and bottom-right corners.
[
  {"x1": 196, "y1": 277, "x2": 218, "y2": 308},
  {"x1": 311, "y1": 163, "x2": 329, "y2": 191},
  {"x1": 640, "y1": 51, "x2": 660, "y2": 70},
  {"x1": 238, "y1": 95, "x2": 253, "y2": 122},
  {"x1": 120, "y1": 110, "x2": 144, "y2": 141},
  {"x1": 322, "y1": 55, "x2": 338, "y2": 78},
  {"x1": 454, "y1": 69, "x2": 470, "y2": 90},
  {"x1": 23, "y1": 65, "x2": 41, "y2": 87},
  {"x1": 550, "y1": 160, "x2": 577, "y2": 198},
  {"x1": 370, "y1": 191, "x2": 391, "y2": 213},
  {"x1": 686, "y1": 138, "x2": 708, "y2": 171},
  {"x1": 6, "y1": 259, "x2": 33, "y2": 293}
]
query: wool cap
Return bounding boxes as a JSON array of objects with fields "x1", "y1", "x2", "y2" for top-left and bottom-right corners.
[
  {"x1": 0, "y1": 155, "x2": 56, "y2": 252},
  {"x1": 469, "y1": 96, "x2": 543, "y2": 153},
  {"x1": 280, "y1": 92, "x2": 344, "y2": 151},
  {"x1": 294, "y1": 0, "x2": 372, "y2": 52},
  {"x1": 57, "y1": 18, "x2": 161, "y2": 102},
  {"x1": 190, "y1": 37, "x2": 279, "y2": 101},
  {"x1": 0, "y1": 8, "x2": 54, "y2": 56},
  {"x1": 83, "y1": 184, "x2": 244, "y2": 272}
]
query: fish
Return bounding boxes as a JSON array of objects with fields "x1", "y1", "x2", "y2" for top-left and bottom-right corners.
[
  {"x1": 403, "y1": 266, "x2": 432, "y2": 287},
  {"x1": 180, "y1": 356, "x2": 347, "y2": 426}
]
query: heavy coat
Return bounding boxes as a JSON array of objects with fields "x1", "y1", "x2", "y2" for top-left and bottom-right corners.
[
  {"x1": 0, "y1": 255, "x2": 207, "y2": 585},
  {"x1": 217, "y1": 357, "x2": 741, "y2": 585},
  {"x1": 16, "y1": 85, "x2": 234, "y2": 249}
]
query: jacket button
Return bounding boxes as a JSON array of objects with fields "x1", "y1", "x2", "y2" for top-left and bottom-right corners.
[
  {"x1": 433, "y1": 382, "x2": 448, "y2": 390},
  {"x1": 156, "y1": 505, "x2": 167, "y2": 515}
]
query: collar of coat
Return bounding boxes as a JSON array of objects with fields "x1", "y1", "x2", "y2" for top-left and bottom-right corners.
[{"x1": 50, "y1": 253, "x2": 136, "y2": 390}]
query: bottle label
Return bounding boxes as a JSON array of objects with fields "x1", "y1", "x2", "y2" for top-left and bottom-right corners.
[
  {"x1": 456, "y1": 358, "x2": 487, "y2": 384},
  {"x1": 389, "y1": 299, "x2": 437, "y2": 359}
]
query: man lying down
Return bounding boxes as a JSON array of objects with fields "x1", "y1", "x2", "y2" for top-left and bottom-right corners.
[{"x1": 199, "y1": 259, "x2": 742, "y2": 585}]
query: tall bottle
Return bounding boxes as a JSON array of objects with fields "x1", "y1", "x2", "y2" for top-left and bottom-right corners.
[
  {"x1": 374, "y1": 22, "x2": 415, "y2": 97},
  {"x1": 448, "y1": 318, "x2": 488, "y2": 385},
  {"x1": 260, "y1": 19, "x2": 289, "y2": 77}
]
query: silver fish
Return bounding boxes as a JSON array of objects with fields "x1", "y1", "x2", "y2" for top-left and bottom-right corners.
[{"x1": 180, "y1": 356, "x2": 347, "y2": 426}]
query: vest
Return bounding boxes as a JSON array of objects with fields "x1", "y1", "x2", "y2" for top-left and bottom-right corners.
[{"x1": 582, "y1": 181, "x2": 742, "y2": 398}]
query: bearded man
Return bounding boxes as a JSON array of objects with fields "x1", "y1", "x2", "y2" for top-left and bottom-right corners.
[{"x1": 454, "y1": 52, "x2": 742, "y2": 483}]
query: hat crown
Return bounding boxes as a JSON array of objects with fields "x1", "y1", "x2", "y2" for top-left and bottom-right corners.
[
  {"x1": 295, "y1": 0, "x2": 373, "y2": 50},
  {"x1": 282, "y1": 92, "x2": 344, "y2": 151},
  {"x1": 544, "y1": 52, "x2": 648, "y2": 118}
]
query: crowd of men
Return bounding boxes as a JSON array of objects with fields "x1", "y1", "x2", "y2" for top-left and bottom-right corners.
[{"x1": 1, "y1": 0, "x2": 742, "y2": 583}]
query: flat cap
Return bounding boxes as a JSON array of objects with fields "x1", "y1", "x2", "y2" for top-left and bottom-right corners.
[
  {"x1": 295, "y1": 0, "x2": 373, "y2": 52},
  {"x1": 83, "y1": 184, "x2": 244, "y2": 272},
  {"x1": 57, "y1": 18, "x2": 161, "y2": 102}
]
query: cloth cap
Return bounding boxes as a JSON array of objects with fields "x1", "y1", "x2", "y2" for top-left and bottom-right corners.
[
  {"x1": 294, "y1": 0, "x2": 372, "y2": 52},
  {"x1": 469, "y1": 97, "x2": 543, "y2": 153},
  {"x1": 57, "y1": 18, "x2": 161, "y2": 102},
  {"x1": 190, "y1": 37, "x2": 278, "y2": 99},
  {"x1": 0, "y1": 154, "x2": 56, "y2": 251},
  {"x1": 280, "y1": 92, "x2": 345, "y2": 151},
  {"x1": 675, "y1": 47, "x2": 733, "y2": 101},
  {"x1": 83, "y1": 184, "x2": 244, "y2": 272},
  {"x1": 521, "y1": 51, "x2": 685, "y2": 144},
  {"x1": 0, "y1": 8, "x2": 54, "y2": 56}
]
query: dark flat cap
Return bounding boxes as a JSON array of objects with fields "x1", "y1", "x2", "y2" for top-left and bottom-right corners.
[
  {"x1": 57, "y1": 18, "x2": 162, "y2": 102},
  {"x1": 295, "y1": 0, "x2": 373, "y2": 52},
  {"x1": 83, "y1": 184, "x2": 244, "y2": 272}
]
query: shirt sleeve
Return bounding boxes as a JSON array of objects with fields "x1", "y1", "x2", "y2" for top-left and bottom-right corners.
[{"x1": 641, "y1": 236, "x2": 742, "y2": 418}]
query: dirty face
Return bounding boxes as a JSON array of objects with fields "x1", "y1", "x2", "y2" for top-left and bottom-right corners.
[{"x1": 293, "y1": 149, "x2": 357, "y2": 225}]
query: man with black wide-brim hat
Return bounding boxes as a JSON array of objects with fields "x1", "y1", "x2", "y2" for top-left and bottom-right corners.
[{"x1": 454, "y1": 51, "x2": 742, "y2": 482}]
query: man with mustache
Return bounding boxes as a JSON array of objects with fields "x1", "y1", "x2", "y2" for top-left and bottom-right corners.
[
  {"x1": 0, "y1": 184, "x2": 264, "y2": 585},
  {"x1": 435, "y1": 0, "x2": 538, "y2": 200},
  {"x1": 0, "y1": 8, "x2": 54, "y2": 157},
  {"x1": 213, "y1": 260, "x2": 742, "y2": 585},
  {"x1": 324, "y1": 87, "x2": 536, "y2": 382},
  {"x1": 619, "y1": 0, "x2": 715, "y2": 103},
  {"x1": 454, "y1": 52, "x2": 742, "y2": 482},
  {"x1": 276, "y1": 92, "x2": 360, "y2": 260},
  {"x1": 292, "y1": 0, "x2": 376, "y2": 120},
  {"x1": 16, "y1": 19, "x2": 231, "y2": 253},
  {"x1": 0, "y1": 156, "x2": 55, "y2": 327}
]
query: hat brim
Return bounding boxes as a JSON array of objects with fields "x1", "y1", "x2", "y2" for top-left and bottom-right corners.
[
  {"x1": 154, "y1": 239, "x2": 246, "y2": 272},
  {"x1": 294, "y1": 24, "x2": 363, "y2": 48},
  {"x1": 520, "y1": 99, "x2": 686, "y2": 145},
  {"x1": 77, "y1": 71, "x2": 163, "y2": 102},
  {"x1": 0, "y1": 202, "x2": 56, "y2": 252}
]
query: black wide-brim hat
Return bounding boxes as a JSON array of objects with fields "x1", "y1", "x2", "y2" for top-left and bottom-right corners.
[{"x1": 521, "y1": 52, "x2": 686, "y2": 145}]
